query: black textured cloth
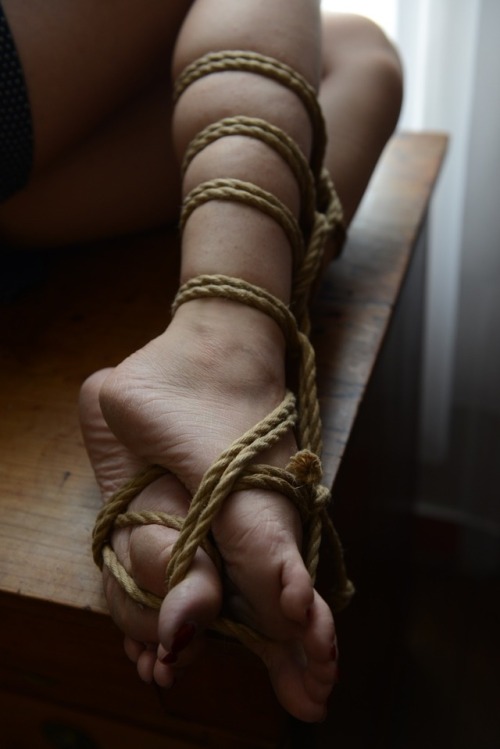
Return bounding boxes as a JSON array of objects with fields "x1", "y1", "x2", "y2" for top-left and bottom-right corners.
[{"x1": 0, "y1": 5, "x2": 33, "y2": 203}]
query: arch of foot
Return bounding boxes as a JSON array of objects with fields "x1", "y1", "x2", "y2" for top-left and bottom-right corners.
[{"x1": 92, "y1": 50, "x2": 354, "y2": 651}]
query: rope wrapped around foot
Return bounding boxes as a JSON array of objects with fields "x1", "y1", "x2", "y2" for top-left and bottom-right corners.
[{"x1": 92, "y1": 50, "x2": 353, "y2": 650}]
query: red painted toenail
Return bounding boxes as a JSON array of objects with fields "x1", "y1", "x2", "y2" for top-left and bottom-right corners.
[
  {"x1": 172, "y1": 621, "x2": 197, "y2": 653},
  {"x1": 160, "y1": 622, "x2": 197, "y2": 665},
  {"x1": 172, "y1": 621, "x2": 197, "y2": 652}
]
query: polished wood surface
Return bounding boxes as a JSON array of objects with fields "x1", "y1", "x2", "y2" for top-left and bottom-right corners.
[{"x1": 0, "y1": 132, "x2": 447, "y2": 748}]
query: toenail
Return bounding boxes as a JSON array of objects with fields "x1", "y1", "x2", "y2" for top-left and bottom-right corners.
[{"x1": 162, "y1": 621, "x2": 197, "y2": 663}]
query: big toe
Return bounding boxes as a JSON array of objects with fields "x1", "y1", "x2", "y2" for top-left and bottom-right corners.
[
  {"x1": 248, "y1": 591, "x2": 337, "y2": 722},
  {"x1": 153, "y1": 524, "x2": 224, "y2": 666}
]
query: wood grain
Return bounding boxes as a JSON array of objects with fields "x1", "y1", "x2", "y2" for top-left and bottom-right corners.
[{"x1": 0, "y1": 132, "x2": 447, "y2": 747}]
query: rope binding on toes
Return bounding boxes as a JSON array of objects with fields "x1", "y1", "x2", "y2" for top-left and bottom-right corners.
[{"x1": 92, "y1": 49, "x2": 354, "y2": 650}]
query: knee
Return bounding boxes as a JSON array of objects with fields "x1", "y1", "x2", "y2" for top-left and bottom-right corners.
[
  {"x1": 322, "y1": 12, "x2": 402, "y2": 72},
  {"x1": 322, "y1": 13, "x2": 403, "y2": 125}
]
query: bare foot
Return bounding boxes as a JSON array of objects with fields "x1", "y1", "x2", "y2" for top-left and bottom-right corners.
[
  {"x1": 97, "y1": 298, "x2": 339, "y2": 721},
  {"x1": 80, "y1": 369, "x2": 223, "y2": 687}
]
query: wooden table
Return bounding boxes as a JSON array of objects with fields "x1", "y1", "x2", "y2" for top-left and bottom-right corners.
[{"x1": 0, "y1": 132, "x2": 446, "y2": 749}]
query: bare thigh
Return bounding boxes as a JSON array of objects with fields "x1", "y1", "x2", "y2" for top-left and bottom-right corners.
[
  {"x1": 0, "y1": 10, "x2": 402, "y2": 248},
  {"x1": 0, "y1": 81, "x2": 180, "y2": 246},
  {"x1": 0, "y1": 0, "x2": 193, "y2": 172},
  {"x1": 0, "y1": 0, "x2": 192, "y2": 246}
]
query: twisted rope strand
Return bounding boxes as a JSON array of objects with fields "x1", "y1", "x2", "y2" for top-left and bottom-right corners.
[
  {"x1": 92, "y1": 464, "x2": 166, "y2": 568},
  {"x1": 166, "y1": 393, "x2": 297, "y2": 589},
  {"x1": 182, "y1": 115, "x2": 317, "y2": 228},
  {"x1": 102, "y1": 546, "x2": 163, "y2": 609},
  {"x1": 173, "y1": 50, "x2": 327, "y2": 178},
  {"x1": 180, "y1": 178, "x2": 305, "y2": 273},
  {"x1": 172, "y1": 275, "x2": 300, "y2": 351}
]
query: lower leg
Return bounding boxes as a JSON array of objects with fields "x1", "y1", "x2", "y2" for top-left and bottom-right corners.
[
  {"x1": 80, "y1": 7, "x2": 401, "y2": 722},
  {"x1": 75, "y1": 9, "x2": 403, "y2": 722},
  {"x1": 98, "y1": 7, "x2": 404, "y2": 602},
  {"x1": 0, "y1": 14, "x2": 401, "y2": 250},
  {"x1": 97, "y1": 0, "x2": 339, "y2": 722}
]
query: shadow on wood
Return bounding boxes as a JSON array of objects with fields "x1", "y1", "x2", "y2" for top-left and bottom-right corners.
[{"x1": 0, "y1": 132, "x2": 447, "y2": 748}]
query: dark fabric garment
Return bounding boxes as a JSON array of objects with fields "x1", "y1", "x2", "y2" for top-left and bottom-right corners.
[{"x1": 0, "y1": 4, "x2": 33, "y2": 203}]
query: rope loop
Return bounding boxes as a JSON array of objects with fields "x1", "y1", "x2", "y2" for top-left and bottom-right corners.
[
  {"x1": 92, "y1": 49, "x2": 354, "y2": 653},
  {"x1": 173, "y1": 50, "x2": 327, "y2": 178},
  {"x1": 182, "y1": 115, "x2": 317, "y2": 230},
  {"x1": 180, "y1": 178, "x2": 306, "y2": 272}
]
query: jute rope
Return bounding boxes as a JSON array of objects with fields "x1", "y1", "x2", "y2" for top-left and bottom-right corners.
[
  {"x1": 180, "y1": 177, "x2": 306, "y2": 274},
  {"x1": 92, "y1": 50, "x2": 354, "y2": 650},
  {"x1": 173, "y1": 50, "x2": 327, "y2": 179},
  {"x1": 182, "y1": 116, "x2": 317, "y2": 230}
]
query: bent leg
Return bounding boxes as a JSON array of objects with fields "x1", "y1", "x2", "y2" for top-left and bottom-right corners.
[
  {"x1": 14, "y1": 8, "x2": 401, "y2": 718},
  {"x1": 0, "y1": 11, "x2": 401, "y2": 249},
  {"x1": 99, "y1": 0, "x2": 337, "y2": 723},
  {"x1": 0, "y1": 82, "x2": 180, "y2": 246},
  {"x1": 320, "y1": 13, "x2": 403, "y2": 231},
  {"x1": 1, "y1": 0, "x2": 193, "y2": 172},
  {"x1": 0, "y1": 0, "x2": 194, "y2": 243}
]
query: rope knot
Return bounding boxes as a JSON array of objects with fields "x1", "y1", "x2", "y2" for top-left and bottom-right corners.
[
  {"x1": 287, "y1": 449, "x2": 322, "y2": 486},
  {"x1": 312, "y1": 484, "x2": 331, "y2": 512}
]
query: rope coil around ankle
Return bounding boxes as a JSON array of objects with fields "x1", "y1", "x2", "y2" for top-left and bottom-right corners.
[
  {"x1": 170, "y1": 274, "x2": 298, "y2": 345},
  {"x1": 92, "y1": 49, "x2": 353, "y2": 649}
]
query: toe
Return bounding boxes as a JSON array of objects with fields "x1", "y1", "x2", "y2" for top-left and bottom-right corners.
[
  {"x1": 280, "y1": 554, "x2": 315, "y2": 625},
  {"x1": 263, "y1": 644, "x2": 329, "y2": 723},
  {"x1": 123, "y1": 636, "x2": 145, "y2": 663},
  {"x1": 246, "y1": 586, "x2": 337, "y2": 722},
  {"x1": 157, "y1": 547, "x2": 223, "y2": 659},
  {"x1": 303, "y1": 663, "x2": 336, "y2": 704},
  {"x1": 152, "y1": 659, "x2": 176, "y2": 688},
  {"x1": 103, "y1": 568, "x2": 160, "y2": 644},
  {"x1": 301, "y1": 591, "x2": 336, "y2": 662},
  {"x1": 136, "y1": 647, "x2": 158, "y2": 684}
]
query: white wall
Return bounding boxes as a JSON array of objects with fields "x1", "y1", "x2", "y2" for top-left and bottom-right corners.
[
  {"x1": 323, "y1": 2, "x2": 500, "y2": 538},
  {"x1": 454, "y1": 0, "x2": 500, "y2": 417},
  {"x1": 449, "y1": 0, "x2": 500, "y2": 537},
  {"x1": 321, "y1": 0, "x2": 397, "y2": 38},
  {"x1": 397, "y1": 0, "x2": 482, "y2": 462},
  {"x1": 397, "y1": 0, "x2": 500, "y2": 538}
]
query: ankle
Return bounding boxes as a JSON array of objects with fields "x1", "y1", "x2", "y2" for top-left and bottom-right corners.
[{"x1": 170, "y1": 297, "x2": 287, "y2": 395}]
